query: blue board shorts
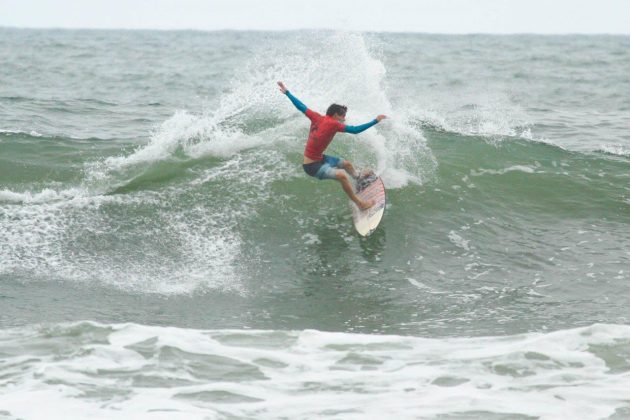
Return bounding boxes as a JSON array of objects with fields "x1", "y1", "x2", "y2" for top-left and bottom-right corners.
[{"x1": 302, "y1": 155, "x2": 346, "y2": 180}]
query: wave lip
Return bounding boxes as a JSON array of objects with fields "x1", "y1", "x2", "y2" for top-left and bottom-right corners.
[{"x1": 1, "y1": 322, "x2": 629, "y2": 419}]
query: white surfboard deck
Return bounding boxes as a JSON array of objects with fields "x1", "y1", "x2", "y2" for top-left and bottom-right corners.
[{"x1": 350, "y1": 172, "x2": 386, "y2": 237}]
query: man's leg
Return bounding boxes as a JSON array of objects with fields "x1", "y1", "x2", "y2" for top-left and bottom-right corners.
[
  {"x1": 341, "y1": 160, "x2": 373, "y2": 180},
  {"x1": 335, "y1": 171, "x2": 374, "y2": 210},
  {"x1": 341, "y1": 160, "x2": 359, "y2": 179}
]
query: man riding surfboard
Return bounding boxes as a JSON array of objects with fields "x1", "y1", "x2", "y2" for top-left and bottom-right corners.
[{"x1": 278, "y1": 81, "x2": 386, "y2": 210}]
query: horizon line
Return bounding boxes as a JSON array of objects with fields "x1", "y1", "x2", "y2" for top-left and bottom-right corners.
[{"x1": 2, "y1": 25, "x2": 630, "y2": 36}]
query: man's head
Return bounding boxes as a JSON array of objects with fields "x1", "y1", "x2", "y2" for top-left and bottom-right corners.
[{"x1": 326, "y1": 104, "x2": 347, "y2": 122}]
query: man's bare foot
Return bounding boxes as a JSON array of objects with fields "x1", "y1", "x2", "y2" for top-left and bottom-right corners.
[
  {"x1": 357, "y1": 199, "x2": 375, "y2": 210},
  {"x1": 355, "y1": 168, "x2": 374, "y2": 180},
  {"x1": 360, "y1": 168, "x2": 375, "y2": 178}
]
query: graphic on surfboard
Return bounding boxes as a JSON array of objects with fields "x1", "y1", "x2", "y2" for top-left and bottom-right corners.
[{"x1": 351, "y1": 170, "x2": 386, "y2": 237}]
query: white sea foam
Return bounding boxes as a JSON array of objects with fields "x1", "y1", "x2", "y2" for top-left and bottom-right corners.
[
  {"x1": 0, "y1": 187, "x2": 88, "y2": 204},
  {"x1": 1, "y1": 321, "x2": 629, "y2": 420},
  {"x1": 470, "y1": 165, "x2": 540, "y2": 177},
  {"x1": 0, "y1": 184, "x2": 244, "y2": 294},
  {"x1": 0, "y1": 128, "x2": 43, "y2": 137},
  {"x1": 598, "y1": 143, "x2": 630, "y2": 157},
  {"x1": 448, "y1": 230, "x2": 471, "y2": 251},
  {"x1": 407, "y1": 278, "x2": 446, "y2": 294},
  {"x1": 85, "y1": 110, "x2": 266, "y2": 182}
]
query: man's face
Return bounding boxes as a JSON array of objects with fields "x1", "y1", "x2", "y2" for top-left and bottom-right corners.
[{"x1": 334, "y1": 113, "x2": 346, "y2": 123}]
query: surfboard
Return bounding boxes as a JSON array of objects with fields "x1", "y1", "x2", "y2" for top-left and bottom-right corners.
[{"x1": 351, "y1": 171, "x2": 386, "y2": 237}]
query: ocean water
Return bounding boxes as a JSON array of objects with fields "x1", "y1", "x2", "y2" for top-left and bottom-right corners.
[{"x1": 0, "y1": 28, "x2": 629, "y2": 419}]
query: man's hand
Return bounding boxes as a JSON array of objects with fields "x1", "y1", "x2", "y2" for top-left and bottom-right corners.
[
  {"x1": 376, "y1": 114, "x2": 387, "y2": 122},
  {"x1": 277, "y1": 81, "x2": 288, "y2": 94}
]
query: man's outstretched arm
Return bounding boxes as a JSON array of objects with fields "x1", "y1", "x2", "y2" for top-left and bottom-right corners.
[
  {"x1": 277, "y1": 81, "x2": 307, "y2": 113},
  {"x1": 344, "y1": 114, "x2": 387, "y2": 134}
]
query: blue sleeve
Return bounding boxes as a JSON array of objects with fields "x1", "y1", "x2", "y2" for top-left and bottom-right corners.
[
  {"x1": 285, "y1": 90, "x2": 307, "y2": 113},
  {"x1": 344, "y1": 119, "x2": 378, "y2": 134}
]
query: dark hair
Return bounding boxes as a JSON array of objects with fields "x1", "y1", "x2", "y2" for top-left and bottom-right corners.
[{"x1": 326, "y1": 104, "x2": 347, "y2": 117}]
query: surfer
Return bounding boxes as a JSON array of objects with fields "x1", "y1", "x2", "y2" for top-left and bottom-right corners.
[{"x1": 278, "y1": 81, "x2": 386, "y2": 210}]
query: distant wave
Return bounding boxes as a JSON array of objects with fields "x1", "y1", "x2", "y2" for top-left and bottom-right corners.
[
  {"x1": 0, "y1": 129, "x2": 117, "y2": 143},
  {"x1": 597, "y1": 144, "x2": 630, "y2": 157}
]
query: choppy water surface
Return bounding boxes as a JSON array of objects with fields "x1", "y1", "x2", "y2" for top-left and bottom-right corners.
[{"x1": 1, "y1": 29, "x2": 629, "y2": 419}]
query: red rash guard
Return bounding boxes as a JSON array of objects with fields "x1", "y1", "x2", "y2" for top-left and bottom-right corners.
[{"x1": 303, "y1": 109, "x2": 346, "y2": 161}]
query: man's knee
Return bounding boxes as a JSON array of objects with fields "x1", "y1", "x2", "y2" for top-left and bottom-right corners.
[{"x1": 335, "y1": 171, "x2": 348, "y2": 181}]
